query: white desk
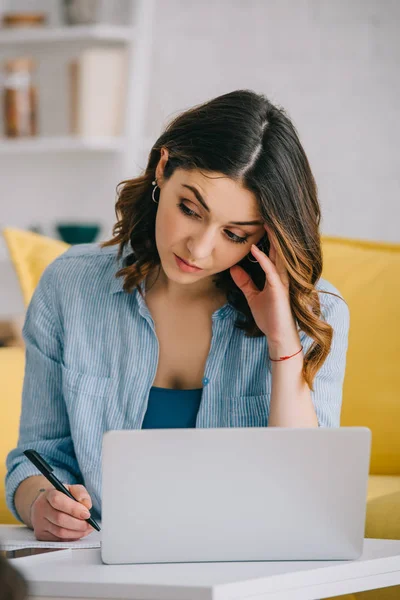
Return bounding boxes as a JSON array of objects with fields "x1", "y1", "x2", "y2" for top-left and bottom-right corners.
[{"x1": 10, "y1": 539, "x2": 400, "y2": 600}]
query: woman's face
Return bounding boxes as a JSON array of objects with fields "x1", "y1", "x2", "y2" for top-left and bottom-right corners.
[{"x1": 154, "y1": 149, "x2": 266, "y2": 284}]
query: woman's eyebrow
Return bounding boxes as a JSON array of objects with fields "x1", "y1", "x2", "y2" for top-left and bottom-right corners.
[{"x1": 181, "y1": 184, "x2": 264, "y2": 226}]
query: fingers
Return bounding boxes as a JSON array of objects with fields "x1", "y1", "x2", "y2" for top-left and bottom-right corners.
[
  {"x1": 31, "y1": 483, "x2": 95, "y2": 542},
  {"x1": 47, "y1": 488, "x2": 91, "y2": 520},
  {"x1": 36, "y1": 525, "x2": 92, "y2": 542},
  {"x1": 230, "y1": 264, "x2": 259, "y2": 297},
  {"x1": 45, "y1": 505, "x2": 91, "y2": 532},
  {"x1": 43, "y1": 490, "x2": 94, "y2": 540},
  {"x1": 33, "y1": 530, "x2": 65, "y2": 542},
  {"x1": 259, "y1": 224, "x2": 290, "y2": 287},
  {"x1": 34, "y1": 504, "x2": 93, "y2": 542},
  {"x1": 250, "y1": 245, "x2": 281, "y2": 287},
  {"x1": 43, "y1": 520, "x2": 93, "y2": 541},
  {"x1": 64, "y1": 484, "x2": 93, "y2": 510}
]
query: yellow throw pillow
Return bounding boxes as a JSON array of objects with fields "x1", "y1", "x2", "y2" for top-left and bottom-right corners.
[
  {"x1": 321, "y1": 236, "x2": 400, "y2": 475},
  {"x1": 2, "y1": 228, "x2": 70, "y2": 307}
]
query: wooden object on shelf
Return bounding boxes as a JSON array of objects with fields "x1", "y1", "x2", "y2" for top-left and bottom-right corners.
[
  {"x1": 1, "y1": 12, "x2": 47, "y2": 28},
  {"x1": 3, "y1": 57, "x2": 38, "y2": 138},
  {"x1": 69, "y1": 47, "x2": 127, "y2": 137}
]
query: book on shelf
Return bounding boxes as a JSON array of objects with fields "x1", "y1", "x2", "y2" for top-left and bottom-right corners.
[{"x1": 69, "y1": 47, "x2": 128, "y2": 137}]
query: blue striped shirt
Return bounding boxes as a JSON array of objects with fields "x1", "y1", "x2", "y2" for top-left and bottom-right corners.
[{"x1": 5, "y1": 242, "x2": 350, "y2": 521}]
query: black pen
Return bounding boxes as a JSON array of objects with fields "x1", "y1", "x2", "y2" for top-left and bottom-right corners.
[{"x1": 23, "y1": 449, "x2": 101, "y2": 532}]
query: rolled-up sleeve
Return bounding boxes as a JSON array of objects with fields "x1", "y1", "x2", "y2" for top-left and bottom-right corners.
[
  {"x1": 5, "y1": 261, "x2": 81, "y2": 521},
  {"x1": 300, "y1": 288, "x2": 351, "y2": 428}
]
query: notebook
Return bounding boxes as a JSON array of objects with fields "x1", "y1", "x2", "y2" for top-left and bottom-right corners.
[{"x1": 0, "y1": 524, "x2": 101, "y2": 551}]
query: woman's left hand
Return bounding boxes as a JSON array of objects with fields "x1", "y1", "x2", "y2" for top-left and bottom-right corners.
[{"x1": 229, "y1": 224, "x2": 300, "y2": 350}]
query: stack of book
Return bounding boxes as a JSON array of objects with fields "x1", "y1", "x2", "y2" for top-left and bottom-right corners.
[{"x1": 69, "y1": 47, "x2": 127, "y2": 137}]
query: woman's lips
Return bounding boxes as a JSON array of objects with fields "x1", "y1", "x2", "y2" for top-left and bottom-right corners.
[{"x1": 174, "y1": 254, "x2": 203, "y2": 272}]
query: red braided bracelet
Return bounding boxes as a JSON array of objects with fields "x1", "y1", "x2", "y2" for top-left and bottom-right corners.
[{"x1": 269, "y1": 345, "x2": 303, "y2": 362}]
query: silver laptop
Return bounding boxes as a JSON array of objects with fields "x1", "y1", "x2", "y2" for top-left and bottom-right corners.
[{"x1": 101, "y1": 427, "x2": 371, "y2": 564}]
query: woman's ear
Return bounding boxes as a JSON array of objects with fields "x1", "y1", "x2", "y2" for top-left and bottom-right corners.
[{"x1": 155, "y1": 147, "x2": 169, "y2": 185}]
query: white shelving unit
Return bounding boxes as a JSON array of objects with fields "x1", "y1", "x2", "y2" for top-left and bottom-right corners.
[
  {"x1": 0, "y1": 0, "x2": 155, "y2": 162},
  {"x1": 0, "y1": 135, "x2": 126, "y2": 153},
  {"x1": 0, "y1": 24, "x2": 136, "y2": 44},
  {"x1": 0, "y1": 0, "x2": 156, "y2": 317}
]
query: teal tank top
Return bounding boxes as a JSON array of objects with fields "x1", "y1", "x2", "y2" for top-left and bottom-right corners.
[{"x1": 142, "y1": 386, "x2": 203, "y2": 429}]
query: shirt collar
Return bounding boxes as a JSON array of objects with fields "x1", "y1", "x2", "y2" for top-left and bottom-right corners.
[
  {"x1": 109, "y1": 247, "x2": 237, "y2": 321},
  {"x1": 109, "y1": 243, "x2": 134, "y2": 295}
]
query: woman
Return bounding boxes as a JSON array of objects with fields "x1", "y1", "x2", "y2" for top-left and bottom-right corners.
[{"x1": 6, "y1": 89, "x2": 350, "y2": 542}]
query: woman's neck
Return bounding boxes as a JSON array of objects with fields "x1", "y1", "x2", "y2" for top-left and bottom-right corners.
[{"x1": 145, "y1": 266, "x2": 227, "y2": 312}]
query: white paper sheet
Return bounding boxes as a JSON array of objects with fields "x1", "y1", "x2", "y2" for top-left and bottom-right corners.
[{"x1": 0, "y1": 524, "x2": 101, "y2": 550}]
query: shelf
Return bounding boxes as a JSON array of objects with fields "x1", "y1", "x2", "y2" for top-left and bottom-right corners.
[
  {"x1": 0, "y1": 24, "x2": 135, "y2": 45},
  {"x1": 0, "y1": 136, "x2": 126, "y2": 154}
]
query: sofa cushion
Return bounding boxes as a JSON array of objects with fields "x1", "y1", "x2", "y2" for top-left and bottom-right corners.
[
  {"x1": 365, "y1": 475, "x2": 400, "y2": 539},
  {"x1": 0, "y1": 347, "x2": 25, "y2": 524},
  {"x1": 321, "y1": 236, "x2": 400, "y2": 475}
]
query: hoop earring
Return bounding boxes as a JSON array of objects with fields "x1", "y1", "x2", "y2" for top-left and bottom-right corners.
[
  {"x1": 152, "y1": 179, "x2": 159, "y2": 204},
  {"x1": 247, "y1": 245, "x2": 265, "y2": 263}
]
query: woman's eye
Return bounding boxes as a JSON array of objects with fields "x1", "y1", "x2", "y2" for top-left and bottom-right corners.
[
  {"x1": 225, "y1": 231, "x2": 248, "y2": 245},
  {"x1": 177, "y1": 202, "x2": 249, "y2": 245},
  {"x1": 177, "y1": 202, "x2": 198, "y2": 218}
]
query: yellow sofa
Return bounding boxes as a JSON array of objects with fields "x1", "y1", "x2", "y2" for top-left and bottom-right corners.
[
  {"x1": 1, "y1": 228, "x2": 399, "y2": 599},
  {"x1": 322, "y1": 236, "x2": 400, "y2": 600},
  {"x1": 0, "y1": 229, "x2": 69, "y2": 525},
  {"x1": 0, "y1": 347, "x2": 25, "y2": 524}
]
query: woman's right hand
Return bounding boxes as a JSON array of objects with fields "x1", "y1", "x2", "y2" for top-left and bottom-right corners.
[{"x1": 30, "y1": 484, "x2": 94, "y2": 541}]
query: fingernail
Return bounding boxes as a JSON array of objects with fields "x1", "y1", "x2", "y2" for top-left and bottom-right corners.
[{"x1": 81, "y1": 510, "x2": 90, "y2": 519}]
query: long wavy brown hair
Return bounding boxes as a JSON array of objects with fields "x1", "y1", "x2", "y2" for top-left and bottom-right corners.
[{"x1": 102, "y1": 89, "x2": 346, "y2": 391}]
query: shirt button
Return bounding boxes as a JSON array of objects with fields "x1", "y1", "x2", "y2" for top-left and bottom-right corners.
[{"x1": 202, "y1": 377, "x2": 209, "y2": 385}]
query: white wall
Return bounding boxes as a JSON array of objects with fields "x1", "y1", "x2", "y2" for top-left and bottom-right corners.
[
  {"x1": 1, "y1": 0, "x2": 399, "y2": 249},
  {"x1": 145, "y1": 0, "x2": 400, "y2": 243}
]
